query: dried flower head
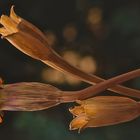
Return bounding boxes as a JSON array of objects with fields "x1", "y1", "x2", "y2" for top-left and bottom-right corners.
[
  {"x1": 69, "y1": 96, "x2": 140, "y2": 132},
  {"x1": 0, "y1": 6, "x2": 54, "y2": 60}
]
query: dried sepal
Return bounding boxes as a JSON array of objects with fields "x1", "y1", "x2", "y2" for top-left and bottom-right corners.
[{"x1": 69, "y1": 96, "x2": 140, "y2": 132}]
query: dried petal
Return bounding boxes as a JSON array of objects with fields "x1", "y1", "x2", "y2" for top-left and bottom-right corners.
[
  {"x1": 69, "y1": 96, "x2": 140, "y2": 131},
  {"x1": 69, "y1": 106, "x2": 84, "y2": 116},
  {"x1": 10, "y1": 5, "x2": 21, "y2": 24},
  {"x1": 0, "y1": 27, "x2": 11, "y2": 37},
  {"x1": 0, "y1": 15, "x2": 18, "y2": 35},
  {"x1": 69, "y1": 114, "x2": 89, "y2": 132}
]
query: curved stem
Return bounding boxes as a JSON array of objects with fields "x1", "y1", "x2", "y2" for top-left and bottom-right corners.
[
  {"x1": 60, "y1": 69, "x2": 140, "y2": 102},
  {"x1": 42, "y1": 52, "x2": 140, "y2": 99}
]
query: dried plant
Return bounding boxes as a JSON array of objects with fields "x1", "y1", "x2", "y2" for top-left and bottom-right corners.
[
  {"x1": 0, "y1": 6, "x2": 139, "y2": 98},
  {"x1": 69, "y1": 96, "x2": 140, "y2": 132},
  {"x1": 0, "y1": 6, "x2": 140, "y2": 132}
]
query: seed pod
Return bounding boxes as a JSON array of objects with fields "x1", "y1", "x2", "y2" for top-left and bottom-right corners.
[
  {"x1": 69, "y1": 96, "x2": 140, "y2": 132},
  {"x1": 0, "y1": 82, "x2": 62, "y2": 111}
]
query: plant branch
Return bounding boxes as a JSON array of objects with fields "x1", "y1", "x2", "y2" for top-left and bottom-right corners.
[
  {"x1": 44, "y1": 54, "x2": 140, "y2": 99},
  {"x1": 0, "y1": 69, "x2": 139, "y2": 111},
  {"x1": 61, "y1": 69, "x2": 140, "y2": 102}
]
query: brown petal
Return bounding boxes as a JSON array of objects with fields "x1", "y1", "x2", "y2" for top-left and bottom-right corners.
[
  {"x1": 0, "y1": 27, "x2": 11, "y2": 37},
  {"x1": 69, "y1": 106, "x2": 84, "y2": 116},
  {"x1": 69, "y1": 114, "x2": 89, "y2": 132},
  {"x1": 0, "y1": 15, "x2": 18, "y2": 34},
  {"x1": 5, "y1": 31, "x2": 51, "y2": 60},
  {"x1": 70, "y1": 96, "x2": 140, "y2": 131},
  {"x1": 10, "y1": 5, "x2": 21, "y2": 24},
  {"x1": 82, "y1": 96, "x2": 140, "y2": 119},
  {"x1": 85, "y1": 106, "x2": 140, "y2": 127}
]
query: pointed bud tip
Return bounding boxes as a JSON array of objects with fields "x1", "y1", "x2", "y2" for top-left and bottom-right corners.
[
  {"x1": 10, "y1": 5, "x2": 21, "y2": 23},
  {"x1": 76, "y1": 100, "x2": 82, "y2": 104},
  {"x1": 69, "y1": 115, "x2": 88, "y2": 132},
  {"x1": 69, "y1": 106, "x2": 84, "y2": 116}
]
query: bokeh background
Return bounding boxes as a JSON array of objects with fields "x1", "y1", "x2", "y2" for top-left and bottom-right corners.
[{"x1": 0, "y1": 0, "x2": 140, "y2": 140}]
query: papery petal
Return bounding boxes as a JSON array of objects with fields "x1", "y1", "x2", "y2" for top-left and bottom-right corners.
[
  {"x1": 10, "y1": 5, "x2": 21, "y2": 24},
  {"x1": 85, "y1": 107, "x2": 140, "y2": 127},
  {"x1": 69, "y1": 106, "x2": 84, "y2": 116},
  {"x1": 0, "y1": 27, "x2": 13, "y2": 37},
  {"x1": 5, "y1": 31, "x2": 50, "y2": 60},
  {"x1": 69, "y1": 115, "x2": 89, "y2": 132},
  {"x1": 70, "y1": 96, "x2": 140, "y2": 131},
  {"x1": 0, "y1": 15, "x2": 18, "y2": 34}
]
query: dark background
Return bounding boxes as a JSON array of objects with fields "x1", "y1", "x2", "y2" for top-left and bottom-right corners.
[{"x1": 0, "y1": 0, "x2": 140, "y2": 140}]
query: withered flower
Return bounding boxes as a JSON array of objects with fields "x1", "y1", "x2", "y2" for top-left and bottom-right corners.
[
  {"x1": 0, "y1": 6, "x2": 140, "y2": 99},
  {"x1": 69, "y1": 96, "x2": 140, "y2": 132},
  {"x1": 0, "y1": 82, "x2": 62, "y2": 111},
  {"x1": 0, "y1": 6, "x2": 54, "y2": 60}
]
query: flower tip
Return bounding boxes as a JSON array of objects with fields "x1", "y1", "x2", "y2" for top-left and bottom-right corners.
[
  {"x1": 11, "y1": 5, "x2": 15, "y2": 9},
  {"x1": 0, "y1": 27, "x2": 9, "y2": 37},
  {"x1": 10, "y1": 5, "x2": 21, "y2": 23},
  {"x1": 69, "y1": 124, "x2": 82, "y2": 133},
  {"x1": 69, "y1": 123, "x2": 84, "y2": 134},
  {"x1": 69, "y1": 106, "x2": 84, "y2": 116},
  {"x1": 69, "y1": 115, "x2": 88, "y2": 132},
  {"x1": 76, "y1": 100, "x2": 82, "y2": 104},
  {"x1": 0, "y1": 14, "x2": 10, "y2": 25}
]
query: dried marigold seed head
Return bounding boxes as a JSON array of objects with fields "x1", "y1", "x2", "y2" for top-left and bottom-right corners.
[
  {"x1": 69, "y1": 96, "x2": 140, "y2": 132},
  {"x1": 0, "y1": 6, "x2": 54, "y2": 60}
]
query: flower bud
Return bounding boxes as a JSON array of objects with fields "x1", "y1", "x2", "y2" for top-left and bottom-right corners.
[{"x1": 69, "y1": 96, "x2": 140, "y2": 132}]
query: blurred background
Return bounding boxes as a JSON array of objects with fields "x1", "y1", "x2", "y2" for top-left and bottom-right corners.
[{"x1": 0, "y1": 0, "x2": 140, "y2": 140}]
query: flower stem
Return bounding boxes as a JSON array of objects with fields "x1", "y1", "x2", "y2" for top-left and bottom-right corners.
[
  {"x1": 43, "y1": 53, "x2": 140, "y2": 99},
  {"x1": 61, "y1": 69, "x2": 140, "y2": 102}
]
